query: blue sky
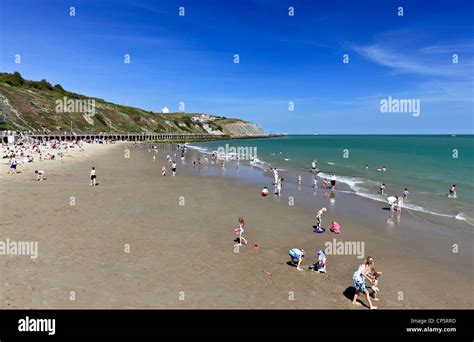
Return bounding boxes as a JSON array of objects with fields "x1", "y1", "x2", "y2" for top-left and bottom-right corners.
[{"x1": 0, "y1": 0, "x2": 473, "y2": 134}]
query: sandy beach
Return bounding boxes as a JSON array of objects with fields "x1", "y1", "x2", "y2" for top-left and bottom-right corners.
[{"x1": 0, "y1": 142, "x2": 472, "y2": 309}]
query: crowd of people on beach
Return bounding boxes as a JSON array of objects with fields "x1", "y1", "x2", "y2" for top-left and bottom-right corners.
[
  {"x1": 1, "y1": 132, "x2": 111, "y2": 186},
  {"x1": 238, "y1": 159, "x2": 385, "y2": 309},
  {"x1": 4, "y1": 137, "x2": 459, "y2": 310}
]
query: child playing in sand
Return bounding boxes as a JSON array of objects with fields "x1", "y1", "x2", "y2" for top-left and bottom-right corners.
[
  {"x1": 370, "y1": 271, "x2": 382, "y2": 301},
  {"x1": 234, "y1": 218, "x2": 247, "y2": 246},
  {"x1": 315, "y1": 207, "x2": 327, "y2": 231},
  {"x1": 312, "y1": 178, "x2": 318, "y2": 189},
  {"x1": 289, "y1": 248, "x2": 305, "y2": 271},
  {"x1": 330, "y1": 221, "x2": 340, "y2": 234},
  {"x1": 90, "y1": 167, "x2": 97, "y2": 186},
  {"x1": 313, "y1": 250, "x2": 327, "y2": 273},
  {"x1": 161, "y1": 166, "x2": 166, "y2": 176},
  {"x1": 352, "y1": 256, "x2": 377, "y2": 310},
  {"x1": 322, "y1": 178, "x2": 328, "y2": 188},
  {"x1": 35, "y1": 170, "x2": 45, "y2": 181},
  {"x1": 261, "y1": 186, "x2": 269, "y2": 197}
]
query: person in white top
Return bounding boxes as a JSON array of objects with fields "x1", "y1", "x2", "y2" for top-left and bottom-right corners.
[
  {"x1": 172, "y1": 161, "x2": 177, "y2": 176},
  {"x1": 35, "y1": 170, "x2": 45, "y2": 181},
  {"x1": 273, "y1": 168, "x2": 278, "y2": 185},
  {"x1": 90, "y1": 167, "x2": 97, "y2": 186}
]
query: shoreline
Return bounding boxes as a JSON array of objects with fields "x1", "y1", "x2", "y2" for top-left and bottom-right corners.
[
  {"x1": 0, "y1": 142, "x2": 472, "y2": 309},
  {"x1": 185, "y1": 139, "x2": 474, "y2": 231}
]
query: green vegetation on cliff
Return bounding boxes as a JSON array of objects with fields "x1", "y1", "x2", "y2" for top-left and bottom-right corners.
[{"x1": 0, "y1": 72, "x2": 263, "y2": 136}]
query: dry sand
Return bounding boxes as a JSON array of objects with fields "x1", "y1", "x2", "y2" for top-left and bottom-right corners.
[{"x1": 0, "y1": 143, "x2": 472, "y2": 309}]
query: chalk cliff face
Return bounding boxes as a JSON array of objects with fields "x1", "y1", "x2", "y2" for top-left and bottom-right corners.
[
  {"x1": 0, "y1": 72, "x2": 265, "y2": 137},
  {"x1": 220, "y1": 122, "x2": 264, "y2": 136}
]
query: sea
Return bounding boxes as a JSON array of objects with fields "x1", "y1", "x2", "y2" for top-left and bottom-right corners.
[{"x1": 189, "y1": 135, "x2": 474, "y2": 226}]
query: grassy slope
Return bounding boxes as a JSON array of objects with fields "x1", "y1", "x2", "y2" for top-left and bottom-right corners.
[{"x1": 0, "y1": 73, "x2": 248, "y2": 133}]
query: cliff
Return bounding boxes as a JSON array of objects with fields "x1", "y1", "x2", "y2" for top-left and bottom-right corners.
[{"x1": 0, "y1": 72, "x2": 265, "y2": 137}]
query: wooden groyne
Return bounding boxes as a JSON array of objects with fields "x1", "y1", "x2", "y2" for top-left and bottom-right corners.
[{"x1": 1, "y1": 131, "x2": 285, "y2": 143}]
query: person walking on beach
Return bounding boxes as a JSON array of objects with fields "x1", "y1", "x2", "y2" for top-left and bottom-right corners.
[
  {"x1": 311, "y1": 160, "x2": 317, "y2": 173},
  {"x1": 330, "y1": 174, "x2": 336, "y2": 189},
  {"x1": 161, "y1": 166, "x2": 166, "y2": 176},
  {"x1": 289, "y1": 248, "x2": 305, "y2": 271},
  {"x1": 379, "y1": 183, "x2": 386, "y2": 195},
  {"x1": 272, "y1": 168, "x2": 278, "y2": 185},
  {"x1": 297, "y1": 174, "x2": 302, "y2": 185},
  {"x1": 352, "y1": 256, "x2": 378, "y2": 310},
  {"x1": 90, "y1": 167, "x2": 97, "y2": 186},
  {"x1": 172, "y1": 161, "x2": 177, "y2": 176},
  {"x1": 275, "y1": 178, "x2": 283, "y2": 196},
  {"x1": 35, "y1": 170, "x2": 45, "y2": 181},
  {"x1": 8, "y1": 156, "x2": 17, "y2": 175},
  {"x1": 315, "y1": 207, "x2": 327, "y2": 231},
  {"x1": 312, "y1": 178, "x2": 318, "y2": 189},
  {"x1": 234, "y1": 217, "x2": 247, "y2": 246}
]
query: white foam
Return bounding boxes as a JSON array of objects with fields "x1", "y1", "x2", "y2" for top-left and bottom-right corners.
[{"x1": 317, "y1": 172, "x2": 474, "y2": 224}]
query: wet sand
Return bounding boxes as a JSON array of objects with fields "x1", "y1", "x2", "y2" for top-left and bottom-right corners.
[{"x1": 0, "y1": 143, "x2": 472, "y2": 309}]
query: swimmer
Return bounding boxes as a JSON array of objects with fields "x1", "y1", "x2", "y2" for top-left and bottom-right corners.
[{"x1": 449, "y1": 184, "x2": 457, "y2": 197}]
